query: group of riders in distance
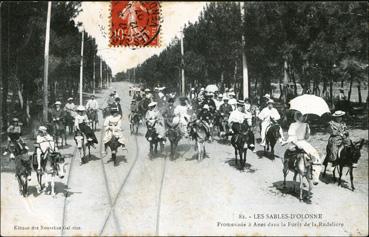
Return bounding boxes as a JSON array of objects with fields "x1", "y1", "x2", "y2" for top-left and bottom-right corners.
[{"x1": 3, "y1": 85, "x2": 365, "y2": 201}]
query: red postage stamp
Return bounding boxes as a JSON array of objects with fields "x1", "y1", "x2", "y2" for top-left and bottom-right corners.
[{"x1": 110, "y1": 1, "x2": 161, "y2": 47}]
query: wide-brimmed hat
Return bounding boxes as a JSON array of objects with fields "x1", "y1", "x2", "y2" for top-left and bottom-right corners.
[
  {"x1": 90, "y1": 94, "x2": 95, "y2": 98},
  {"x1": 218, "y1": 94, "x2": 223, "y2": 98},
  {"x1": 332, "y1": 110, "x2": 345, "y2": 117},
  {"x1": 38, "y1": 126, "x2": 47, "y2": 132},
  {"x1": 148, "y1": 102, "x2": 157, "y2": 107},
  {"x1": 145, "y1": 88, "x2": 151, "y2": 92},
  {"x1": 228, "y1": 92, "x2": 235, "y2": 96},
  {"x1": 55, "y1": 101, "x2": 62, "y2": 105},
  {"x1": 223, "y1": 97, "x2": 229, "y2": 101},
  {"x1": 200, "y1": 88, "x2": 205, "y2": 91},
  {"x1": 76, "y1": 105, "x2": 85, "y2": 111},
  {"x1": 267, "y1": 99, "x2": 274, "y2": 104},
  {"x1": 237, "y1": 100, "x2": 245, "y2": 106},
  {"x1": 203, "y1": 104, "x2": 209, "y2": 110},
  {"x1": 12, "y1": 118, "x2": 19, "y2": 122},
  {"x1": 264, "y1": 93, "x2": 271, "y2": 99},
  {"x1": 67, "y1": 97, "x2": 73, "y2": 101}
]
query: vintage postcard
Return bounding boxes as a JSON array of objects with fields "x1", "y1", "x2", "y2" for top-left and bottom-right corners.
[{"x1": 1, "y1": 1, "x2": 368, "y2": 236}]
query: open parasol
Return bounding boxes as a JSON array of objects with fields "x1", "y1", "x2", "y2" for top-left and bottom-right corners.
[
  {"x1": 289, "y1": 94, "x2": 330, "y2": 116},
  {"x1": 205, "y1": 84, "x2": 219, "y2": 93}
]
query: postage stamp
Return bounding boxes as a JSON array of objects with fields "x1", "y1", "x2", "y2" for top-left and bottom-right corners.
[{"x1": 110, "y1": 1, "x2": 161, "y2": 47}]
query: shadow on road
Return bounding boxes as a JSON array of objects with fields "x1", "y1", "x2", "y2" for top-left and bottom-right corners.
[
  {"x1": 225, "y1": 158, "x2": 257, "y2": 173},
  {"x1": 106, "y1": 155, "x2": 127, "y2": 166},
  {"x1": 255, "y1": 150, "x2": 281, "y2": 160},
  {"x1": 320, "y1": 172, "x2": 351, "y2": 191},
  {"x1": 82, "y1": 154, "x2": 100, "y2": 164},
  {"x1": 272, "y1": 181, "x2": 313, "y2": 204},
  {"x1": 27, "y1": 181, "x2": 78, "y2": 198}
]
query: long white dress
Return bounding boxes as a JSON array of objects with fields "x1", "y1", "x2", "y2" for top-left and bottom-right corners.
[
  {"x1": 258, "y1": 107, "x2": 282, "y2": 145},
  {"x1": 286, "y1": 121, "x2": 320, "y2": 160},
  {"x1": 145, "y1": 109, "x2": 165, "y2": 137},
  {"x1": 103, "y1": 115, "x2": 126, "y2": 145},
  {"x1": 174, "y1": 104, "x2": 191, "y2": 135}
]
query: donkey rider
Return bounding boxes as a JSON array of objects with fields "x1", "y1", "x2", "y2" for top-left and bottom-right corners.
[
  {"x1": 3, "y1": 118, "x2": 29, "y2": 159},
  {"x1": 173, "y1": 97, "x2": 191, "y2": 137},
  {"x1": 324, "y1": 110, "x2": 355, "y2": 167},
  {"x1": 145, "y1": 102, "x2": 166, "y2": 142},
  {"x1": 102, "y1": 106, "x2": 127, "y2": 155},
  {"x1": 35, "y1": 126, "x2": 57, "y2": 172},
  {"x1": 228, "y1": 100, "x2": 255, "y2": 151},
  {"x1": 258, "y1": 99, "x2": 285, "y2": 146},
  {"x1": 74, "y1": 105, "x2": 99, "y2": 145},
  {"x1": 282, "y1": 111, "x2": 320, "y2": 162}
]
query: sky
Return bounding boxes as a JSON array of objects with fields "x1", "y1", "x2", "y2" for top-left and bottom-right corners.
[{"x1": 74, "y1": 1, "x2": 207, "y2": 76}]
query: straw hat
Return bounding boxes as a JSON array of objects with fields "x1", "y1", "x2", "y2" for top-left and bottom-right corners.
[
  {"x1": 38, "y1": 126, "x2": 47, "y2": 132},
  {"x1": 148, "y1": 102, "x2": 157, "y2": 107},
  {"x1": 76, "y1": 105, "x2": 85, "y2": 111},
  {"x1": 332, "y1": 110, "x2": 345, "y2": 117}
]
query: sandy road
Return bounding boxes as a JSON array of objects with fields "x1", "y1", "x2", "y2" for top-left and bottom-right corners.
[{"x1": 1, "y1": 81, "x2": 368, "y2": 236}]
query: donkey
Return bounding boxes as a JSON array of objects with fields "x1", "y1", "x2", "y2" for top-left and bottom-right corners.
[
  {"x1": 265, "y1": 120, "x2": 282, "y2": 157},
  {"x1": 187, "y1": 120, "x2": 208, "y2": 161},
  {"x1": 166, "y1": 122, "x2": 182, "y2": 159},
  {"x1": 74, "y1": 130, "x2": 93, "y2": 165},
  {"x1": 87, "y1": 109, "x2": 98, "y2": 131},
  {"x1": 64, "y1": 111, "x2": 75, "y2": 135},
  {"x1": 52, "y1": 118, "x2": 67, "y2": 148},
  {"x1": 15, "y1": 155, "x2": 32, "y2": 197},
  {"x1": 32, "y1": 148, "x2": 67, "y2": 197},
  {"x1": 129, "y1": 112, "x2": 140, "y2": 135},
  {"x1": 323, "y1": 139, "x2": 365, "y2": 191},
  {"x1": 230, "y1": 120, "x2": 255, "y2": 167},
  {"x1": 283, "y1": 148, "x2": 322, "y2": 201},
  {"x1": 145, "y1": 121, "x2": 165, "y2": 155},
  {"x1": 105, "y1": 135, "x2": 124, "y2": 166},
  {"x1": 10, "y1": 142, "x2": 32, "y2": 197}
]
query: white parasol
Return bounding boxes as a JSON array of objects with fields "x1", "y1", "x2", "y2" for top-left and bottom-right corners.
[
  {"x1": 289, "y1": 94, "x2": 330, "y2": 116},
  {"x1": 205, "y1": 84, "x2": 219, "y2": 93}
]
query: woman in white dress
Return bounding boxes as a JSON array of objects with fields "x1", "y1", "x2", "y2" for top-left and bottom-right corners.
[
  {"x1": 102, "y1": 107, "x2": 126, "y2": 154},
  {"x1": 282, "y1": 111, "x2": 320, "y2": 161}
]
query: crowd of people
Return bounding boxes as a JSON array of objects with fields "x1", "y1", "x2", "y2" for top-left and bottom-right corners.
[
  {"x1": 3, "y1": 84, "x2": 358, "y2": 180},
  {"x1": 127, "y1": 85, "x2": 356, "y2": 170}
]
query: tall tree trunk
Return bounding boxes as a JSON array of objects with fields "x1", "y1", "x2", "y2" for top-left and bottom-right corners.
[
  {"x1": 0, "y1": 3, "x2": 3, "y2": 136},
  {"x1": 322, "y1": 77, "x2": 327, "y2": 94},
  {"x1": 357, "y1": 80, "x2": 362, "y2": 104},
  {"x1": 233, "y1": 60, "x2": 237, "y2": 91},
  {"x1": 254, "y1": 75, "x2": 258, "y2": 99},
  {"x1": 330, "y1": 77, "x2": 333, "y2": 107},
  {"x1": 2, "y1": 4, "x2": 9, "y2": 133},
  {"x1": 220, "y1": 71, "x2": 224, "y2": 92},
  {"x1": 347, "y1": 74, "x2": 353, "y2": 102},
  {"x1": 290, "y1": 68, "x2": 297, "y2": 96}
]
